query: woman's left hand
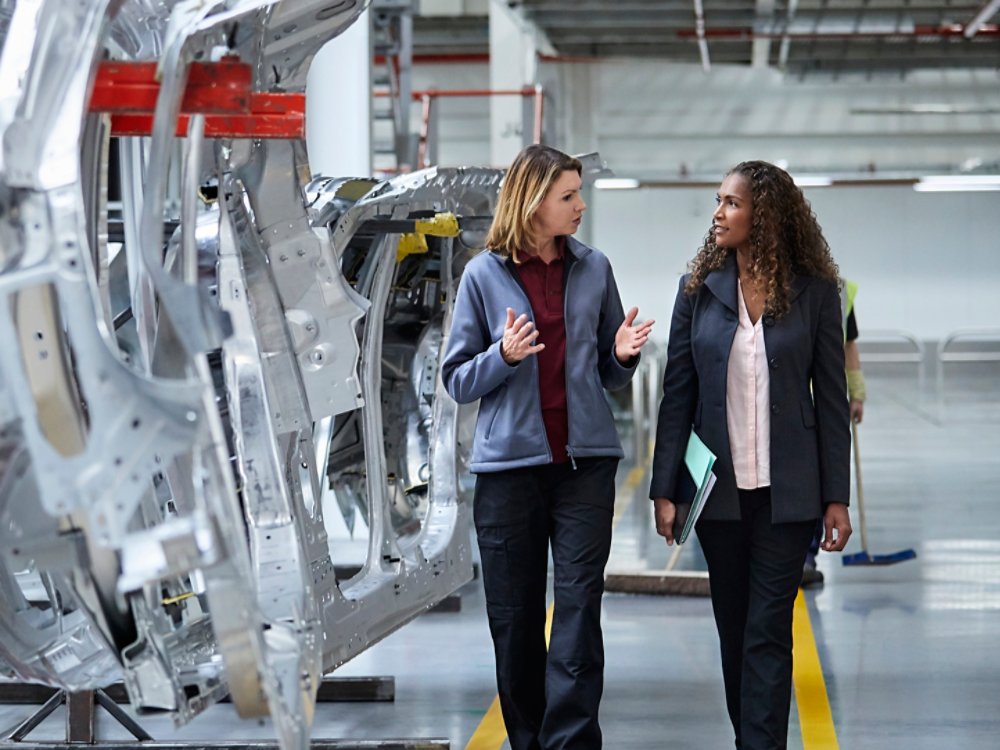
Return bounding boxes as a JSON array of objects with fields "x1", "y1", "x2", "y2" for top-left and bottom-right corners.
[
  {"x1": 615, "y1": 307, "x2": 655, "y2": 362},
  {"x1": 821, "y1": 502, "x2": 852, "y2": 552}
]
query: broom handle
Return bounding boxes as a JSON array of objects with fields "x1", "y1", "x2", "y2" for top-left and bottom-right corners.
[
  {"x1": 852, "y1": 420, "x2": 870, "y2": 552},
  {"x1": 666, "y1": 542, "x2": 684, "y2": 571}
]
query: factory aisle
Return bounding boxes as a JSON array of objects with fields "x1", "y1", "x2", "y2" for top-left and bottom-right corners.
[{"x1": 0, "y1": 364, "x2": 997, "y2": 749}]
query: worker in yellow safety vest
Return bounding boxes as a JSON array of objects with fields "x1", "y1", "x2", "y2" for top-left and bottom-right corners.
[
  {"x1": 802, "y1": 278, "x2": 866, "y2": 586},
  {"x1": 841, "y1": 278, "x2": 866, "y2": 424}
]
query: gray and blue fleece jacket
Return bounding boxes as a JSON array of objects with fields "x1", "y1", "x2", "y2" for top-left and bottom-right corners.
[{"x1": 441, "y1": 236, "x2": 638, "y2": 473}]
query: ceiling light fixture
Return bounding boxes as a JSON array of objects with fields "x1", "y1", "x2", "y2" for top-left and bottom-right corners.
[
  {"x1": 792, "y1": 175, "x2": 833, "y2": 187},
  {"x1": 593, "y1": 178, "x2": 640, "y2": 190},
  {"x1": 913, "y1": 175, "x2": 1000, "y2": 192}
]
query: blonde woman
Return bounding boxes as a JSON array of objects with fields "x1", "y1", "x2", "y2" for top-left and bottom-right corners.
[{"x1": 442, "y1": 144, "x2": 653, "y2": 749}]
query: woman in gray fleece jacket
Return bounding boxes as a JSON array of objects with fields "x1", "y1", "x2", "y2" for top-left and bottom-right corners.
[{"x1": 441, "y1": 144, "x2": 653, "y2": 750}]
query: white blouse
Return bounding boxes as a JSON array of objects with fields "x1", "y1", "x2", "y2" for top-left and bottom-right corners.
[{"x1": 726, "y1": 280, "x2": 771, "y2": 490}]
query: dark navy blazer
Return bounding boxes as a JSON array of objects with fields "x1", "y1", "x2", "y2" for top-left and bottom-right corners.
[{"x1": 649, "y1": 253, "x2": 851, "y2": 524}]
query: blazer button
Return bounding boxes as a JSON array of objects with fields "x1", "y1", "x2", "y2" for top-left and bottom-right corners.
[
  {"x1": 768, "y1": 357, "x2": 778, "y2": 369},
  {"x1": 771, "y1": 403, "x2": 781, "y2": 415}
]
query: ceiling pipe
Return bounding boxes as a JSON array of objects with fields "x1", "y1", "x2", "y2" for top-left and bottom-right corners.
[
  {"x1": 777, "y1": 0, "x2": 800, "y2": 68},
  {"x1": 678, "y1": 24, "x2": 1000, "y2": 40},
  {"x1": 964, "y1": 0, "x2": 1000, "y2": 38},
  {"x1": 692, "y1": 0, "x2": 711, "y2": 71}
]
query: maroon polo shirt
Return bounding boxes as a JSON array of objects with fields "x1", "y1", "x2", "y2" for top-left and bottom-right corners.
[{"x1": 515, "y1": 243, "x2": 569, "y2": 464}]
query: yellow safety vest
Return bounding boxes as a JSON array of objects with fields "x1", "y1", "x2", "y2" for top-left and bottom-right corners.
[{"x1": 839, "y1": 278, "x2": 857, "y2": 341}]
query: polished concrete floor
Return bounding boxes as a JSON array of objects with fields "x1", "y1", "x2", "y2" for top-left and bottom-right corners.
[{"x1": 1, "y1": 363, "x2": 998, "y2": 748}]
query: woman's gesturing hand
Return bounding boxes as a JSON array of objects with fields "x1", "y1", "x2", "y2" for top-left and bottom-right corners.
[
  {"x1": 615, "y1": 306, "x2": 655, "y2": 362},
  {"x1": 500, "y1": 307, "x2": 545, "y2": 365},
  {"x1": 653, "y1": 497, "x2": 677, "y2": 545}
]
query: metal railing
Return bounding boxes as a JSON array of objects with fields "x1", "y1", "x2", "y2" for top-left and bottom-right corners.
[
  {"x1": 629, "y1": 345, "x2": 665, "y2": 464},
  {"x1": 936, "y1": 329, "x2": 1000, "y2": 394},
  {"x1": 856, "y1": 329, "x2": 927, "y2": 393}
]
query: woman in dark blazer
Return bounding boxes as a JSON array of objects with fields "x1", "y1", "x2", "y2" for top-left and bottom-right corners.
[{"x1": 650, "y1": 160, "x2": 852, "y2": 750}]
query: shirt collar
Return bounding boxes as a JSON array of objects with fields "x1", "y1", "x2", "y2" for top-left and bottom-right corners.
[{"x1": 518, "y1": 236, "x2": 566, "y2": 266}]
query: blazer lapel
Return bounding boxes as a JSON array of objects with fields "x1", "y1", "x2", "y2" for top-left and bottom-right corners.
[
  {"x1": 704, "y1": 253, "x2": 813, "y2": 312},
  {"x1": 704, "y1": 252, "x2": 738, "y2": 314},
  {"x1": 789, "y1": 273, "x2": 809, "y2": 305}
]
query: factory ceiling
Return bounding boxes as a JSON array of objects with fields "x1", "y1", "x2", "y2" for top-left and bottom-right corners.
[{"x1": 412, "y1": 0, "x2": 1000, "y2": 76}]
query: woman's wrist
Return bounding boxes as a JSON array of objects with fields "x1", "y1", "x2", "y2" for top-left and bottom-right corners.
[{"x1": 500, "y1": 341, "x2": 517, "y2": 366}]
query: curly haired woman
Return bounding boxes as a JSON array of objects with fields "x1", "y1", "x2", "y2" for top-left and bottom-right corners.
[{"x1": 649, "y1": 160, "x2": 852, "y2": 749}]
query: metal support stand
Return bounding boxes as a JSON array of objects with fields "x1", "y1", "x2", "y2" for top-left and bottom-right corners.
[
  {"x1": 2, "y1": 688, "x2": 152, "y2": 743},
  {"x1": 0, "y1": 680, "x2": 447, "y2": 748}
]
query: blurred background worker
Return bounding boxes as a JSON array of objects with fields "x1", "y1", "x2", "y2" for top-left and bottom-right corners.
[{"x1": 802, "y1": 279, "x2": 866, "y2": 586}]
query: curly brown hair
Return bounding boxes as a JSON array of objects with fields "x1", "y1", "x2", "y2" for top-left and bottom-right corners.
[{"x1": 685, "y1": 160, "x2": 839, "y2": 317}]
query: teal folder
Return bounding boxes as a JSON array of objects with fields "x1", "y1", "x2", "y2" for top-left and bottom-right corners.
[{"x1": 679, "y1": 431, "x2": 717, "y2": 544}]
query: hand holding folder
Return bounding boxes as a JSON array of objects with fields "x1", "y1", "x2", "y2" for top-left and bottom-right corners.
[{"x1": 674, "y1": 431, "x2": 717, "y2": 545}]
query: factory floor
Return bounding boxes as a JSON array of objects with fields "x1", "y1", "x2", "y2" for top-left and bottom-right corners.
[{"x1": 1, "y1": 363, "x2": 997, "y2": 749}]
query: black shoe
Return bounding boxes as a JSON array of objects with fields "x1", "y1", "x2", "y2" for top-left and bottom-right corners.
[{"x1": 800, "y1": 564, "x2": 825, "y2": 588}]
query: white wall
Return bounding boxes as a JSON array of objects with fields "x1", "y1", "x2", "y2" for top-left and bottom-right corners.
[
  {"x1": 405, "y1": 57, "x2": 1000, "y2": 341},
  {"x1": 413, "y1": 60, "x2": 1000, "y2": 177},
  {"x1": 411, "y1": 63, "x2": 491, "y2": 167},
  {"x1": 591, "y1": 185, "x2": 1000, "y2": 343},
  {"x1": 574, "y1": 62, "x2": 1000, "y2": 178}
]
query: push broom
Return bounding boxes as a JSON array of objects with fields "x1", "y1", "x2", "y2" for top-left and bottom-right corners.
[{"x1": 842, "y1": 420, "x2": 917, "y2": 566}]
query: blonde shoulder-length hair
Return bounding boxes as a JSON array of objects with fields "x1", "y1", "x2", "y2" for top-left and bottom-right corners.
[{"x1": 485, "y1": 144, "x2": 582, "y2": 259}]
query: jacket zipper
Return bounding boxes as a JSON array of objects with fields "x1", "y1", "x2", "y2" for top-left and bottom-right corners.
[
  {"x1": 499, "y1": 256, "x2": 553, "y2": 464},
  {"x1": 563, "y1": 255, "x2": 580, "y2": 470},
  {"x1": 565, "y1": 446, "x2": 578, "y2": 470}
]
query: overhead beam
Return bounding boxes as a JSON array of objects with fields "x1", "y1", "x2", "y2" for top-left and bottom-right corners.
[{"x1": 964, "y1": 0, "x2": 1000, "y2": 37}]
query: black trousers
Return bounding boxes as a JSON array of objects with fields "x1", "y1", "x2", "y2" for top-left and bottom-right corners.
[
  {"x1": 696, "y1": 488, "x2": 816, "y2": 750},
  {"x1": 473, "y1": 457, "x2": 618, "y2": 750}
]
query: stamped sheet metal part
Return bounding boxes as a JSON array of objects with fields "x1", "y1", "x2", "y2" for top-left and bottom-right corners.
[
  {"x1": 0, "y1": 1, "x2": 490, "y2": 747},
  {"x1": 1, "y1": 0, "x2": 275, "y2": 731},
  {"x1": 307, "y1": 166, "x2": 500, "y2": 669}
]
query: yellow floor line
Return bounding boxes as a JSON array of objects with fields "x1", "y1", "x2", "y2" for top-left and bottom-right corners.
[
  {"x1": 465, "y1": 696, "x2": 507, "y2": 750},
  {"x1": 792, "y1": 590, "x2": 840, "y2": 750},
  {"x1": 466, "y1": 604, "x2": 555, "y2": 750},
  {"x1": 465, "y1": 461, "x2": 647, "y2": 750},
  {"x1": 612, "y1": 463, "x2": 646, "y2": 529}
]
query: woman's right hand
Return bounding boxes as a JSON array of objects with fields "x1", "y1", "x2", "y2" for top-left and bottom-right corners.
[
  {"x1": 653, "y1": 497, "x2": 677, "y2": 545},
  {"x1": 501, "y1": 307, "x2": 545, "y2": 365}
]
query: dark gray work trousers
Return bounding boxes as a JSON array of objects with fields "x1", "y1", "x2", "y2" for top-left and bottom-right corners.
[
  {"x1": 697, "y1": 487, "x2": 816, "y2": 750},
  {"x1": 473, "y1": 456, "x2": 618, "y2": 750}
]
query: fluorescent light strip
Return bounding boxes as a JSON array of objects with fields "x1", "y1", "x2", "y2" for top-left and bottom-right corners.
[
  {"x1": 594, "y1": 178, "x2": 640, "y2": 190},
  {"x1": 792, "y1": 175, "x2": 833, "y2": 187},
  {"x1": 914, "y1": 175, "x2": 1000, "y2": 192},
  {"x1": 914, "y1": 183, "x2": 1000, "y2": 192}
]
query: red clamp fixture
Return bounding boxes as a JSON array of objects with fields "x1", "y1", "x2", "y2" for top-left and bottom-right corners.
[{"x1": 89, "y1": 57, "x2": 305, "y2": 139}]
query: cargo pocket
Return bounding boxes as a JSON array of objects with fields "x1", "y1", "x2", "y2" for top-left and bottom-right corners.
[{"x1": 475, "y1": 532, "x2": 515, "y2": 607}]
